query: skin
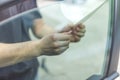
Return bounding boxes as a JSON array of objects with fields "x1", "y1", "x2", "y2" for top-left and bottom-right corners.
[
  {"x1": 58, "y1": 23, "x2": 86, "y2": 42},
  {"x1": 0, "y1": 18, "x2": 85, "y2": 68}
]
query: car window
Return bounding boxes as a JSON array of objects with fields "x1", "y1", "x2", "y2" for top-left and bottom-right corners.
[
  {"x1": 35, "y1": 0, "x2": 110, "y2": 80},
  {"x1": 0, "y1": 0, "x2": 113, "y2": 80}
]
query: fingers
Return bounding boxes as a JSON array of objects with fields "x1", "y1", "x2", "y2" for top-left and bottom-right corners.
[
  {"x1": 47, "y1": 46, "x2": 69, "y2": 56},
  {"x1": 54, "y1": 46, "x2": 69, "y2": 55},
  {"x1": 41, "y1": 33, "x2": 71, "y2": 56},
  {"x1": 76, "y1": 23, "x2": 85, "y2": 29},
  {"x1": 73, "y1": 23, "x2": 86, "y2": 38},
  {"x1": 52, "y1": 33, "x2": 71, "y2": 41},
  {"x1": 75, "y1": 27, "x2": 86, "y2": 33},
  {"x1": 50, "y1": 41, "x2": 69, "y2": 55},
  {"x1": 53, "y1": 41, "x2": 70, "y2": 48},
  {"x1": 74, "y1": 36, "x2": 81, "y2": 42},
  {"x1": 74, "y1": 32, "x2": 85, "y2": 37},
  {"x1": 70, "y1": 36, "x2": 81, "y2": 42},
  {"x1": 74, "y1": 23, "x2": 86, "y2": 32}
]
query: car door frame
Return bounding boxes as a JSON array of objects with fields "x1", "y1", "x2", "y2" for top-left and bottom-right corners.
[{"x1": 103, "y1": 0, "x2": 120, "y2": 79}]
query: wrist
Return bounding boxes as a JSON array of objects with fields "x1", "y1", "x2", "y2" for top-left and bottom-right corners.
[{"x1": 33, "y1": 40, "x2": 45, "y2": 56}]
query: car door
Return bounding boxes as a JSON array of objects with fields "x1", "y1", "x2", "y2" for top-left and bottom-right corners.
[{"x1": 0, "y1": 0, "x2": 119, "y2": 80}]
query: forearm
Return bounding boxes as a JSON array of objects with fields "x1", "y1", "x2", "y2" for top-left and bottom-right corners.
[
  {"x1": 32, "y1": 19, "x2": 56, "y2": 38},
  {"x1": 0, "y1": 40, "x2": 42, "y2": 67}
]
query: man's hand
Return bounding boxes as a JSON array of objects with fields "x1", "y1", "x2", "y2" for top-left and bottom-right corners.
[
  {"x1": 39, "y1": 33, "x2": 71, "y2": 56},
  {"x1": 59, "y1": 23, "x2": 86, "y2": 42}
]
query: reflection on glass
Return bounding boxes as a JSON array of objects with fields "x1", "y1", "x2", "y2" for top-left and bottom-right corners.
[{"x1": 0, "y1": 0, "x2": 109, "y2": 80}]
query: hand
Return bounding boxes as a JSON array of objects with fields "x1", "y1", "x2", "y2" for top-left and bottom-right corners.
[
  {"x1": 70, "y1": 23, "x2": 86, "y2": 42},
  {"x1": 39, "y1": 33, "x2": 71, "y2": 56},
  {"x1": 59, "y1": 23, "x2": 86, "y2": 42}
]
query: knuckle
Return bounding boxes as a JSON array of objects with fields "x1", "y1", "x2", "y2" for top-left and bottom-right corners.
[
  {"x1": 53, "y1": 43, "x2": 59, "y2": 48},
  {"x1": 79, "y1": 33, "x2": 84, "y2": 36},
  {"x1": 80, "y1": 24, "x2": 85, "y2": 28},
  {"x1": 50, "y1": 34, "x2": 56, "y2": 41},
  {"x1": 78, "y1": 38, "x2": 81, "y2": 41},
  {"x1": 51, "y1": 50, "x2": 57, "y2": 55},
  {"x1": 67, "y1": 41, "x2": 70, "y2": 46},
  {"x1": 54, "y1": 49, "x2": 59, "y2": 53},
  {"x1": 75, "y1": 38, "x2": 81, "y2": 42}
]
